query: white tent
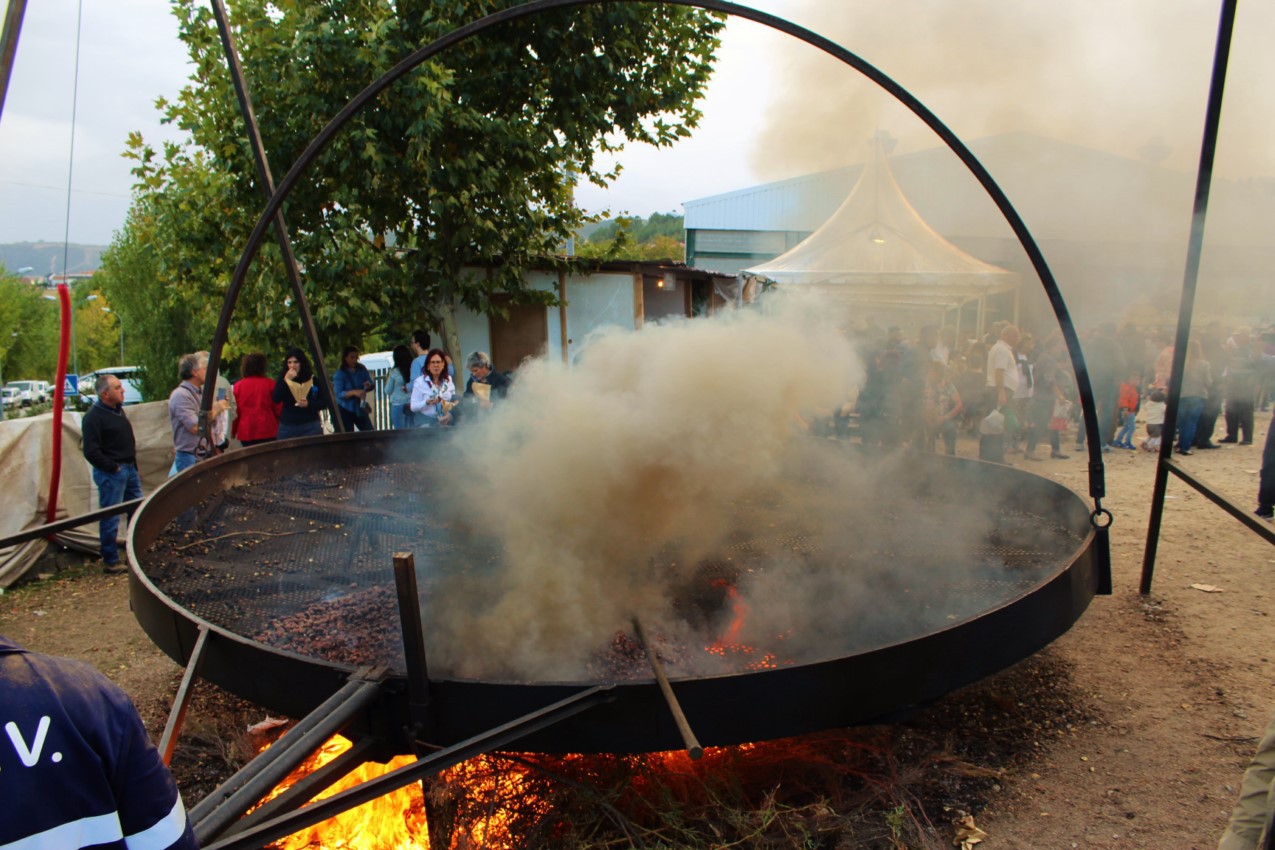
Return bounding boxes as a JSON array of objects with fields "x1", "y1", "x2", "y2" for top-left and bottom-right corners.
[{"x1": 742, "y1": 140, "x2": 1019, "y2": 333}]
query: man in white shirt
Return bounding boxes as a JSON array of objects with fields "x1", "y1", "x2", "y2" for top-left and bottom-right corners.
[{"x1": 986, "y1": 324, "x2": 1021, "y2": 412}]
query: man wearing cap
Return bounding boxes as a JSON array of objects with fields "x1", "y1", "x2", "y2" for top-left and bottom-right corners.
[{"x1": 80, "y1": 374, "x2": 140, "y2": 575}]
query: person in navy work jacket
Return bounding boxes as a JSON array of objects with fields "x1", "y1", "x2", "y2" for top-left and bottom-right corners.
[{"x1": 0, "y1": 635, "x2": 198, "y2": 850}]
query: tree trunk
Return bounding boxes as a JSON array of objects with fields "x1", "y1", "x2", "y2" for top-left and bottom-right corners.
[{"x1": 440, "y1": 293, "x2": 462, "y2": 369}]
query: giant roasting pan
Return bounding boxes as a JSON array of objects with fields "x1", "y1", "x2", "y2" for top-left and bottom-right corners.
[{"x1": 129, "y1": 429, "x2": 1098, "y2": 754}]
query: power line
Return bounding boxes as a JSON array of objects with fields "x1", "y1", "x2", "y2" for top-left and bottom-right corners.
[
  {"x1": 60, "y1": 0, "x2": 84, "y2": 376},
  {"x1": 0, "y1": 178, "x2": 128, "y2": 198}
]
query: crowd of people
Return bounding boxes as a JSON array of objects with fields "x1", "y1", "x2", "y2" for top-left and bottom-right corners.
[
  {"x1": 825, "y1": 318, "x2": 1274, "y2": 459},
  {"x1": 76, "y1": 318, "x2": 1275, "y2": 580},
  {"x1": 165, "y1": 330, "x2": 510, "y2": 458},
  {"x1": 806, "y1": 316, "x2": 1275, "y2": 523},
  {"x1": 77, "y1": 331, "x2": 511, "y2": 576}
]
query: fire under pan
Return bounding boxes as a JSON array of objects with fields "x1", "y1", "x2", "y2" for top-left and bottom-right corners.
[{"x1": 129, "y1": 429, "x2": 1098, "y2": 754}]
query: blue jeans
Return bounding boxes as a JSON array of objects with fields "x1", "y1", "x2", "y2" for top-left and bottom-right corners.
[
  {"x1": 1176, "y1": 396, "x2": 1204, "y2": 451},
  {"x1": 169, "y1": 451, "x2": 199, "y2": 478},
  {"x1": 1077, "y1": 384, "x2": 1120, "y2": 447},
  {"x1": 390, "y1": 403, "x2": 413, "y2": 430},
  {"x1": 338, "y1": 406, "x2": 376, "y2": 432},
  {"x1": 1114, "y1": 410, "x2": 1137, "y2": 446},
  {"x1": 92, "y1": 463, "x2": 142, "y2": 565},
  {"x1": 1258, "y1": 411, "x2": 1275, "y2": 515}
]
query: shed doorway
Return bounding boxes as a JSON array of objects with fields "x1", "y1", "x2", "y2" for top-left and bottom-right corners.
[{"x1": 488, "y1": 293, "x2": 548, "y2": 372}]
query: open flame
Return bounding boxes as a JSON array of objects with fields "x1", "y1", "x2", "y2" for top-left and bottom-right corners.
[
  {"x1": 252, "y1": 585, "x2": 797, "y2": 848},
  {"x1": 253, "y1": 730, "x2": 875, "y2": 849},
  {"x1": 254, "y1": 737, "x2": 530, "y2": 849},
  {"x1": 255, "y1": 735, "x2": 427, "y2": 849},
  {"x1": 704, "y1": 578, "x2": 788, "y2": 670}
]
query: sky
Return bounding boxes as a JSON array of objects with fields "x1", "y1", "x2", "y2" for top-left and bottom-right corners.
[{"x1": 0, "y1": 0, "x2": 1271, "y2": 249}]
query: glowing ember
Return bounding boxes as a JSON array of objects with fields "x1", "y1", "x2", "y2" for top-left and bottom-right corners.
[
  {"x1": 704, "y1": 580, "x2": 791, "y2": 670},
  {"x1": 710, "y1": 578, "x2": 748, "y2": 645}
]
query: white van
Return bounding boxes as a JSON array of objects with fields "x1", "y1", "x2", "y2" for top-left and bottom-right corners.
[
  {"x1": 78, "y1": 367, "x2": 144, "y2": 406},
  {"x1": 5, "y1": 380, "x2": 44, "y2": 405}
]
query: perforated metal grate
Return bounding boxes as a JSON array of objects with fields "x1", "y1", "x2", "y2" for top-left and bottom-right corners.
[{"x1": 140, "y1": 459, "x2": 1083, "y2": 679}]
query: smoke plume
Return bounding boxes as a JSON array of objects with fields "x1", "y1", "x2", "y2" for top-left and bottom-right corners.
[
  {"x1": 423, "y1": 295, "x2": 1080, "y2": 681},
  {"x1": 750, "y1": 0, "x2": 1273, "y2": 182}
]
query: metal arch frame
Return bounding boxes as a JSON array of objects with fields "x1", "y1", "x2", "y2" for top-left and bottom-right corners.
[
  {"x1": 1140, "y1": 0, "x2": 1275, "y2": 593},
  {"x1": 206, "y1": 0, "x2": 1112, "y2": 572},
  {"x1": 198, "y1": 0, "x2": 344, "y2": 439}
]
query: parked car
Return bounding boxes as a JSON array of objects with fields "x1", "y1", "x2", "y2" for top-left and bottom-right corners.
[
  {"x1": 77, "y1": 367, "x2": 144, "y2": 406},
  {"x1": 1, "y1": 387, "x2": 21, "y2": 409},
  {"x1": 8, "y1": 380, "x2": 48, "y2": 404}
]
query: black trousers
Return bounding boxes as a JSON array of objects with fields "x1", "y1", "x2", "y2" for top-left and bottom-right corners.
[
  {"x1": 338, "y1": 407, "x2": 376, "y2": 432},
  {"x1": 1195, "y1": 396, "x2": 1222, "y2": 447},
  {"x1": 1225, "y1": 399, "x2": 1255, "y2": 444}
]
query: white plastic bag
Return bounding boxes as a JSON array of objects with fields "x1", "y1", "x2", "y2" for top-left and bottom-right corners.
[{"x1": 979, "y1": 409, "x2": 1005, "y2": 436}]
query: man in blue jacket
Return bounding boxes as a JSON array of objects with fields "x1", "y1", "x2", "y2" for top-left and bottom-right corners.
[{"x1": 0, "y1": 635, "x2": 198, "y2": 850}]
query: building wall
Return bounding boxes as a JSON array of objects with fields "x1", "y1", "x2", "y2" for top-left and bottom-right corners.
[{"x1": 452, "y1": 268, "x2": 641, "y2": 368}]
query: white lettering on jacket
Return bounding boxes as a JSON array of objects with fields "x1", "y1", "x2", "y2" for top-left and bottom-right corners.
[{"x1": 5, "y1": 716, "x2": 61, "y2": 767}]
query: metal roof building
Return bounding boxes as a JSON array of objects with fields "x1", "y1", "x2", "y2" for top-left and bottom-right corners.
[{"x1": 684, "y1": 132, "x2": 1275, "y2": 330}]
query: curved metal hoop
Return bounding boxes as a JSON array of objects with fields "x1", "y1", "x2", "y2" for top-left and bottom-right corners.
[{"x1": 212, "y1": 0, "x2": 1109, "y2": 517}]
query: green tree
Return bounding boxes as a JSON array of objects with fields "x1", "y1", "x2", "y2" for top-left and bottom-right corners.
[
  {"x1": 580, "y1": 212, "x2": 685, "y2": 260},
  {"x1": 122, "y1": 0, "x2": 723, "y2": 369},
  {"x1": 74, "y1": 288, "x2": 127, "y2": 375},
  {"x1": 0, "y1": 272, "x2": 59, "y2": 383},
  {"x1": 94, "y1": 177, "x2": 258, "y2": 400}
]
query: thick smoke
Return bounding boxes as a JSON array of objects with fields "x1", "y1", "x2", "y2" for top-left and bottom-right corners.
[
  {"x1": 434, "y1": 296, "x2": 861, "y2": 678},
  {"x1": 750, "y1": 0, "x2": 1274, "y2": 181},
  {"x1": 420, "y1": 296, "x2": 1079, "y2": 682}
]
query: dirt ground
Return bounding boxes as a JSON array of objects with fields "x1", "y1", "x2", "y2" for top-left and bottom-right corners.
[{"x1": 1, "y1": 422, "x2": 1272, "y2": 849}]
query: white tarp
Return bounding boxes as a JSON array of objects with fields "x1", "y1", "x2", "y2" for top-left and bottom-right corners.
[
  {"x1": 0, "y1": 401, "x2": 176, "y2": 587},
  {"x1": 743, "y1": 141, "x2": 1018, "y2": 310}
]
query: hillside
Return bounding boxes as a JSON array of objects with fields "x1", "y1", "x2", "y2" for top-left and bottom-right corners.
[{"x1": 0, "y1": 242, "x2": 104, "y2": 277}]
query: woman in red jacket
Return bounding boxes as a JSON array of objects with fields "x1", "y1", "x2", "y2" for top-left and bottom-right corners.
[{"x1": 232, "y1": 352, "x2": 282, "y2": 446}]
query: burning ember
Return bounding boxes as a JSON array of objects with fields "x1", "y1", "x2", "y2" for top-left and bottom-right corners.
[
  {"x1": 704, "y1": 578, "x2": 789, "y2": 671},
  {"x1": 585, "y1": 574, "x2": 794, "y2": 679}
]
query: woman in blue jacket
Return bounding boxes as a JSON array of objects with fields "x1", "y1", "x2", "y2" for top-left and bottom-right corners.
[{"x1": 333, "y1": 345, "x2": 376, "y2": 432}]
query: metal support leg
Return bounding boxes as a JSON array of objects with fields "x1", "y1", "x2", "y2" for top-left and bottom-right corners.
[
  {"x1": 159, "y1": 624, "x2": 209, "y2": 765},
  {"x1": 201, "y1": 685, "x2": 616, "y2": 850},
  {"x1": 392, "y1": 550, "x2": 442, "y2": 847},
  {"x1": 191, "y1": 676, "x2": 385, "y2": 843},
  {"x1": 392, "y1": 552, "x2": 430, "y2": 732}
]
